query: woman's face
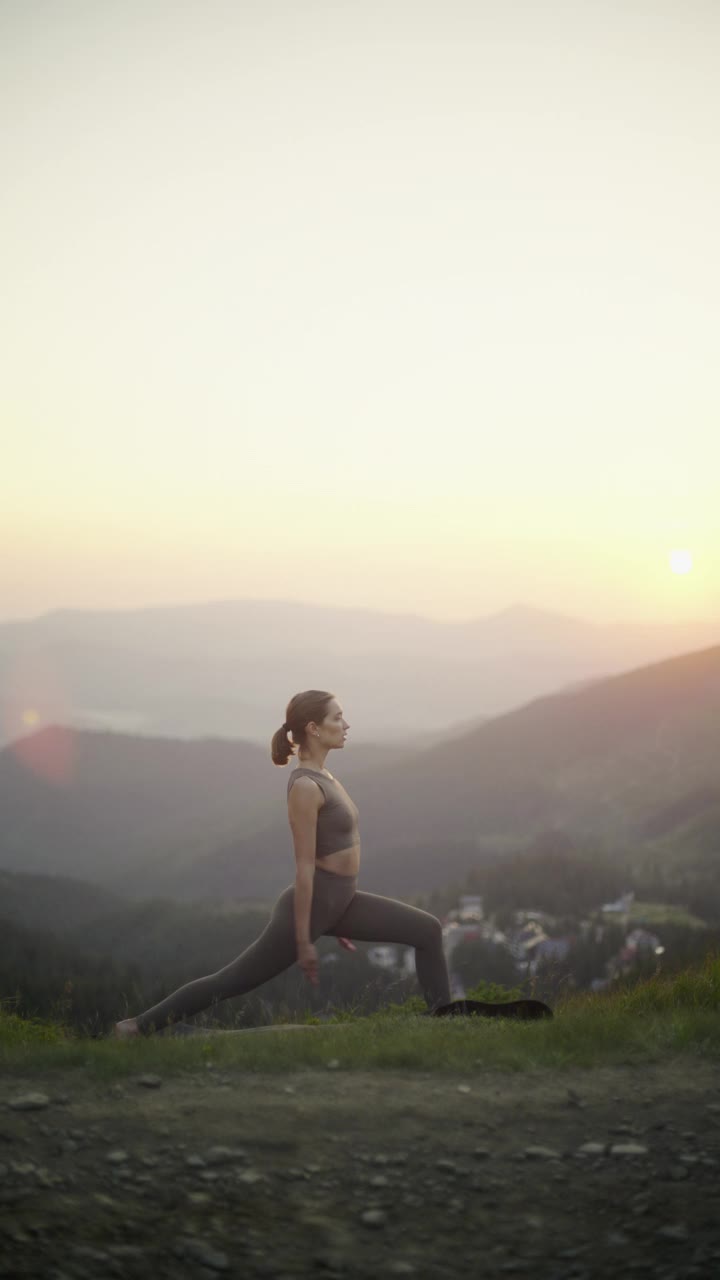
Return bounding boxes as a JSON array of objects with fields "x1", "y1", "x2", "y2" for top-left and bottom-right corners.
[{"x1": 318, "y1": 698, "x2": 349, "y2": 747}]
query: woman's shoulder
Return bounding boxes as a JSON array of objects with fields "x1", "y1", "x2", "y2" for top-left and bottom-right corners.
[{"x1": 287, "y1": 769, "x2": 329, "y2": 798}]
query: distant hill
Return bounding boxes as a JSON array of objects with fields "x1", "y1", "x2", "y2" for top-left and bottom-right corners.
[
  {"x1": 639, "y1": 800, "x2": 720, "y2": 882},
  {"x1": 0, "y1": 727, "x2": 413, "y2": 889},
  {"x1": 1, "y1": 597, "x2": 717, "y2": 747},
  {"x1": 0, "y1": 869, "x2": 128, "y2": 938},
  {"x1": 639, "y1": 786, "x2": 720, "y2": 840},
  {"x1": 350, "y1": 641, "x2": 720, "y2": 852},
  {"x1": 0, "y1": 729, "x2": 279, "y2": 887}
]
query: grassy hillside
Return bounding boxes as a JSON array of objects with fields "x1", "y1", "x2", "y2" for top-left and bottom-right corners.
[
  {"x1": 2, "y1": 832, "x2": 718, "y2": 1049},
  {"x1": 1, "y1": 950, "x2": 718, "y2": 1080}
]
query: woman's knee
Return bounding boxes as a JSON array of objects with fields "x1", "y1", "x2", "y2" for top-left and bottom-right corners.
[{"x1": 417, "y1": 911, "x2": 444, "y2": 947}]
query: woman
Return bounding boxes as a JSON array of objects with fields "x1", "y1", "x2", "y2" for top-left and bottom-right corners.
[{"x1": 113, "y1": 689, "x2": 454, "y2": 1038}]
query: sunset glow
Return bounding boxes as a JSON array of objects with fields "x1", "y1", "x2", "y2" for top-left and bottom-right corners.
[{"x1": 2, "y1": 1, "x2": 718, "y2": 627}]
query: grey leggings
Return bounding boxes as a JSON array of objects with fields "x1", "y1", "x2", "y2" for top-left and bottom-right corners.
[{"x1": 134, "y1": 866, "x2": 451, "y2": 1034}]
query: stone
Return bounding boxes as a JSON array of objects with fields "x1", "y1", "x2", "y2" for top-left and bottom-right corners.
[
  {"x1": 178, "y1": 1237, "x2": 230, "y2": 1270},
  {"x1": 205, "y1": 1146, "x2": 248, "y2": 1165},
  {"x1": 360, "y1": 1209, "x2": 387, "y2": 1228},
  {"x1": 135, "y1": 1074, "x2": 162, "y2": 1088},
  {"x1": 7, "y1": 1094, "x2": 50, "y2": 1111},
  {"x1": 657, "y1": 1224, "x2": 689, "y2": 1242}
]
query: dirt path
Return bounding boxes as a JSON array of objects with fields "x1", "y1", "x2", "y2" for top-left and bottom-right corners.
[{"x1": 1, "y1": 1053, "x2": 719, "y2": 1279}]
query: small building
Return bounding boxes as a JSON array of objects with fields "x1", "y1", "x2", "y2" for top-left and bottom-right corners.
[
  {"x1": 527, "y1": 936, "x2": 574, "y2": 976},
  {"x1": 507, "y1": 920, "x2": 547, "y2": 962},
  {"x1": 601, "y1": 891, "x2": 635, "y2": 914},
  {"x1": 458, "y1": 895, "x2": 484, "y2": 921},
  {"x1": 625, "y1": 927, "x2": 662, "y2": 954}
]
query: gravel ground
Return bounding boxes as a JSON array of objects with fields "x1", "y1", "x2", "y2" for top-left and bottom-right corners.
[{"x1": 1, "y1": 1054, "x2": 719, "y2": 1280}]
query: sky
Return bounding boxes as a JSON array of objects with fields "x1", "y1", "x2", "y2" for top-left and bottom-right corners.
[{"x1": 2, "y1": 0, "x2": 719, "y2": 627}]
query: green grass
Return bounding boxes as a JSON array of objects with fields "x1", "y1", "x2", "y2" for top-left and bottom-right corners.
[
  {"x1": 1, "y1": 951, "x2": 719, "y2": 1085},
  {"x1": 622, "y1": 900, "x2": 709, "y2": 929}
]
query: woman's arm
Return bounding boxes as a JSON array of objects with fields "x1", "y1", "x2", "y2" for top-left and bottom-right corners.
[
  {"x1": 294, "y1": 866, "x2": 315, "y2": 945},
  {"x1": 287, "y1": 777, "x2": 321, "y2": 945}
]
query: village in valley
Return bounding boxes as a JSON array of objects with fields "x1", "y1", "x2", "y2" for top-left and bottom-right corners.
[{"x1": 336, "y1": 890, "x2": 670, "y2": 999}]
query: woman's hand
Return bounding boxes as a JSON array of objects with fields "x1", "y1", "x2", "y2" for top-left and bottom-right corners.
[
  {"x1": 337, "y1": 936, "x2": 356, "y2": 951},
  {"x1": 297, "y1": 941, "x2": 319, "y2": 985}
]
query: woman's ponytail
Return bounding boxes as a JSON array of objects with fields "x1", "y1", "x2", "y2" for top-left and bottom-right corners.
[{"x1": 270, "y1": 721, "x2": 295, "y2": 766}]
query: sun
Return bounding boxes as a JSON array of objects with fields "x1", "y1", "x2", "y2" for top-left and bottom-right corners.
[{"x1": 669, "y1": 549, "x2": 693, "y2": 575}]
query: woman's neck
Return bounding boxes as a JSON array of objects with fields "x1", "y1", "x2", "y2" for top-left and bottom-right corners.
[{"x1": 297, "y1": 751, "x2": 331, "y2": 773}]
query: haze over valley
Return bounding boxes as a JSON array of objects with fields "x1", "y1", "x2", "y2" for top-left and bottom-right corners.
[{"x1": 2, "y1": 597, "x2": 719, "y2": 750}]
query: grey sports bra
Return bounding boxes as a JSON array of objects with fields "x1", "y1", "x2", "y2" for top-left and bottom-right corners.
[{"x1": 287, "y1": 766, "x2": 361, "y2": 858}]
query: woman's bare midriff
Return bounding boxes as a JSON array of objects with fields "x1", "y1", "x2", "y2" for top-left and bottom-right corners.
[{"x1": 316, "y1": 843, "x2": 361, "y2": 877}]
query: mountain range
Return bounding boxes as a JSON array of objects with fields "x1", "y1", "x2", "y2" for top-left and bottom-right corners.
[
  {"x1": 2, "y1": 638, "x2": 718, "y2": 904},
  {"x1": 1, "y1": 598, "x2": 718, "y2": 747}
]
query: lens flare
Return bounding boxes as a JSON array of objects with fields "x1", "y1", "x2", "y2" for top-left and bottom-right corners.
[{"x1": 2, "y1": 651, "x2": 75, "y2": 785}]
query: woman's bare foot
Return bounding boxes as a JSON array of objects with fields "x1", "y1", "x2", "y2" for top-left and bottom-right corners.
[{"x1": 114, "y1": 1018, "x2": 140, "y2": 1038}]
